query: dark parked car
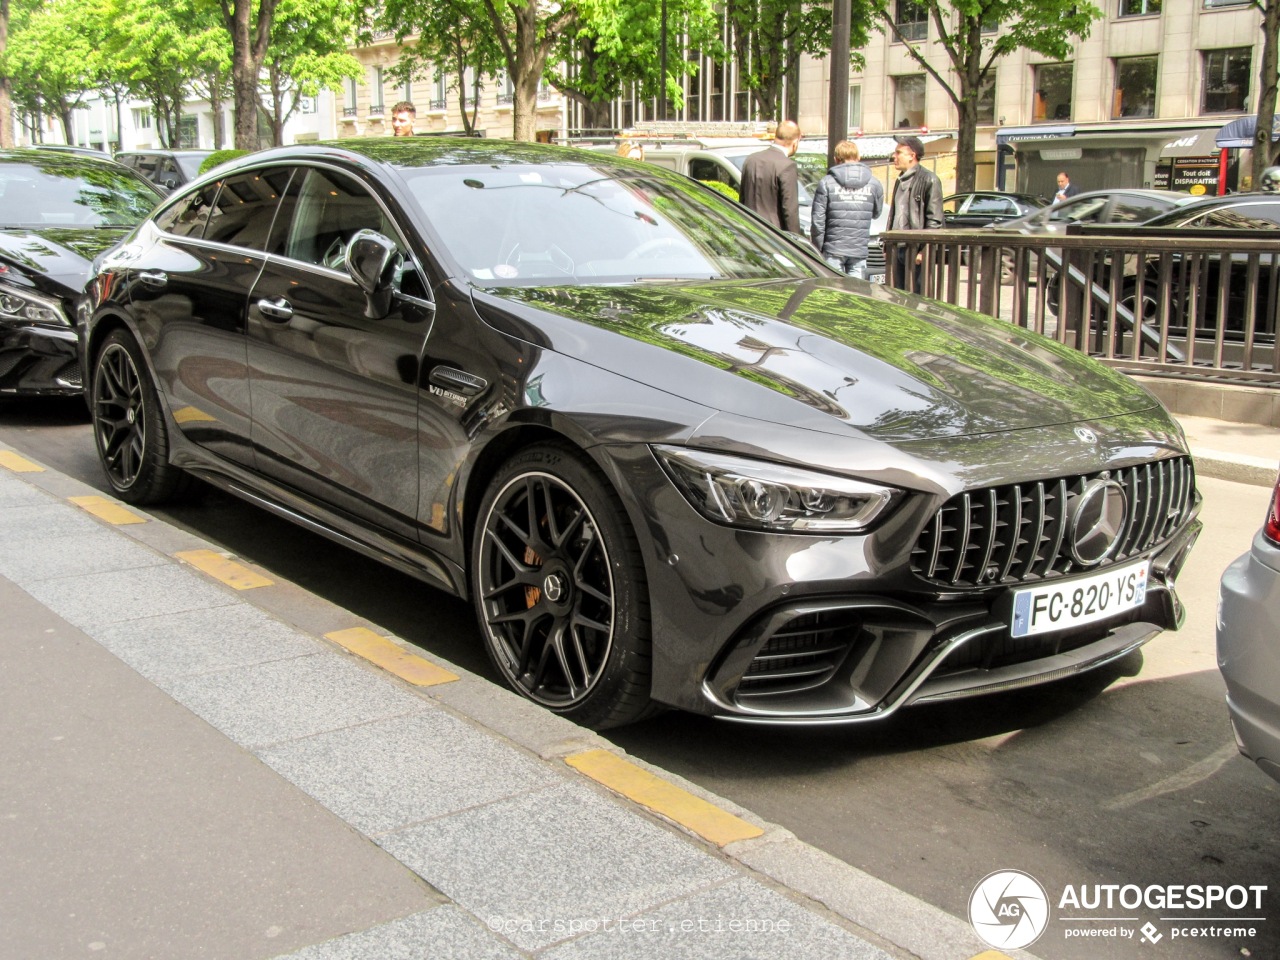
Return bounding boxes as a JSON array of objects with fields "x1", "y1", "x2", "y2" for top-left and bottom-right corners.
[
  {"x1": 82, "y1": 139, "x2": 1201, "y2": 729},
  {"x1": 1218, "y1": 464, "x2": 1280, "y2": 784},
  {"x1": 115, "y1": 149, "x2": 214, "y2": 193},
  {"x1": 942, "y1": 191, "x2": 1046, "y2": 228},
  {"x1": 1051, "y1": 193, "x2": 1280, "y2": 337},
  {"x1": 991, "y1": 188, "x2": 1202, "y2": 236},
  {"x1": 0, "y1": 149, "x2": 162, "y2": 396}
]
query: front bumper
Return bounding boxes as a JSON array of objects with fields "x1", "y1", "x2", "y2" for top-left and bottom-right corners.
[
  {"x1": 601, "y1": 443, "x2": 1200, "y2": 725},
  {"x1": 1217, "y1": 533, "x2": 1280, "y2": 783},
  {"x1": 0, "y1": 321, "x2": 82, "y2": 396}
]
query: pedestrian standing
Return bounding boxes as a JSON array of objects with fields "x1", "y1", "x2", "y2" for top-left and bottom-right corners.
[
  {"x1": 810, "y1": 140, "x2": 884, "y2": 280},
  {"x1": 740, "y1": 120, "x2": 803, "y2": 234},
  {"x1": 1053, "y1": 171, "x2": 1078, "y2": 204},
  {"x1": 886, "y1": 135, "x2": 943, "y2": 292}
]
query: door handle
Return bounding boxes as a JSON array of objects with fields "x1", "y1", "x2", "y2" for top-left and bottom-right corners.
[
  {"x1": 137, "y1": 270, "x2": 167, "y2": 289},
  {"x1": 428, "y1": 366, "x2": 488, "y2": 396},
  {"x1": 257, "y1": 297, "x2": 294, "y2": 322}
]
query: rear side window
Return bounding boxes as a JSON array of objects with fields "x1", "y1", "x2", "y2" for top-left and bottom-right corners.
[
  {"x1": 153, "y1": 182, "x2": 220, "y2": 238},
  {"x1": 1109, "y1": 199, "x2": 1171, "y2": 223},
  {"x1": 202, "y1": 168, "x2": 292, "y2": 250},
  {"x1": 1188, "y1": 203, "x2": 1280, "y2": 230}
]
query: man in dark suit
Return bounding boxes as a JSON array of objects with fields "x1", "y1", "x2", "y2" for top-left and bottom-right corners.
[
  {"x1": 1053, "y1": 171, "x2": 1079, "y2": 204},
  {"x1": 739, "y1": 120, "x2": 802, "y2": 234}
]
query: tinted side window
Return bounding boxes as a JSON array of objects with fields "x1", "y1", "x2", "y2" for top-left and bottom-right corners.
[
  {"x1": 153, "y1": 183, "x2": 220, "y2": 238},
  {"x1": 1193, "y1": 204, "x2": 1280, "y2": 230},
  {"x1": 282, "y1": 168, "x2": 398, "y2": 269},
  {"x1": 1108, "y1": 199, "x2": 1169, "y2": 223},
  {"x1": 202, "y1": 168, "x2": 291, "y2": 251}
]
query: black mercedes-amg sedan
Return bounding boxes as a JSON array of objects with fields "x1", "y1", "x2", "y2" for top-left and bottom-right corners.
[
  {"x1": 81, "y1": 138, "x2": 1201, "y2": 729},
  {"x1": 1, "y1": 149, "x2": 161, "y2": 396}
]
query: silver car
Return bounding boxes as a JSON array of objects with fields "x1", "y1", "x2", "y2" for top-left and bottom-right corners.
[{"x1": 1217, "y1": 466, "x2": 1280, "y2": 783}]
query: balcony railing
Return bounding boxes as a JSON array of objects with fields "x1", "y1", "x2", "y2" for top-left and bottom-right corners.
[
  {"x1": 342, "y1": 106, "x2": 358, "y2": 118},
  {"x1": 497, "y1": 93, "x2": 514, "y2": 106},
  {"x1": 880, "y1": 226, "x2": 1280, "y2": 385},
  {"x1": 429, "y1": 98, "x2": 446, "y2": 110},
  {"x1": 368, "y1": 103, "x2": 385, "y2": 116}
]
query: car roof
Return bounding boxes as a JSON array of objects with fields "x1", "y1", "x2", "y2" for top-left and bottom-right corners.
[{"x1": 0, "y1": 147, "x2": 134, "y2": 171}]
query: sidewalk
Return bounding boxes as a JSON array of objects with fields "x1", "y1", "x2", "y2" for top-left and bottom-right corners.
[
  {"x1": 0, "y1": 413, "x2": 1274, "y2": 960},
  {"x1": 0, "y1": 442, "x2": 1029, "y2": 960}
]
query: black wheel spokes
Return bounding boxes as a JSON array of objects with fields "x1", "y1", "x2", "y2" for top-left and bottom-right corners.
[
  {"x1": 94, "y1": 347, "x2": 144, "y2": 486},
  {"x1": 481, "y1": 471, "x2": 615, "y2": 708}
]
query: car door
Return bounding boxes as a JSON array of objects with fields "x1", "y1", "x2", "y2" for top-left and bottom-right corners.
[
  {"x1": 245, "y1": 164, "x2": 434, "y2": 540},
  {"x1": 128, "y1": 168, "x2": 291, "y2": 465}
]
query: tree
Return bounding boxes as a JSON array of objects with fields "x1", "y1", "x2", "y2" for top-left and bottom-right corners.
[
  {"x1": 1252, "y1": 0, "x2": 1280, "y2": 185},
  {"x1": 219, "y1": 0, "x2": 280, "y2": 149},
  {"x1": 551, "y1": 0, "x2": 722, "y2": 132},
  {"x1": 482, "y1": 0, "x2": 576, "y2": 140},
  {"x1": 261, "y1": 0, "x2": 362, "y2": 145},
  {"x1": 5, "y1": 0, "x2": 95, "y2": 142},
  {"x1": 878, "y1": 0, "x2": 1101, "y2": 192},
  {"x1": 727, "y1": 0, "x2": 868, "y2": 122},
  {"x1": 377, "y1": 0, "x2": 505, "y2": 136}
]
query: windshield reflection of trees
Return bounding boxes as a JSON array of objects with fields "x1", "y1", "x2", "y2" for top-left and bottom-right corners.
[{"x1": 1, "y1": 160, "x2": 159, "y2": 226}]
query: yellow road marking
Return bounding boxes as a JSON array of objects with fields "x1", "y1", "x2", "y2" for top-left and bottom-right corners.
[
  {"x1": 0, "y1": 451, "x2": 44, "y2": 473},
  {"x1": 325, "y1": 627, "x2": 460, "y2": 686},
  {"x1": 174, "y1": 549, "x2": 273, "y2": 589},
  {"x1": 565, "y1": 748, "x2": 764, "y2": 847},
  {"x1": 68, "y1": 495, "x2": 147, "y2": 525}
]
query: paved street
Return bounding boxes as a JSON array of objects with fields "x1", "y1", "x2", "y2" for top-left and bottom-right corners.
[{"x1": 1, "y1": 398, "x2": 1277, "y2": 960}]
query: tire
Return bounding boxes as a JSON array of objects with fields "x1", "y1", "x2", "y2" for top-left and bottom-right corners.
[
  {"x1": 472, "y1": 443, "x2": 654, "y2": 729},
  {"x1": 91, "y1": 329, "x2": 189, "y2": 504}
]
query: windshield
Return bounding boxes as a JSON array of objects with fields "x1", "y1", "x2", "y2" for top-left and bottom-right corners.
[
  {"x1": 176, "y1": 154, "x2": 208, "y2": 179},
  {"x1": 0, "y1": 159, "x2": 161, "y2": 227},
  {"x1": 404, "y1": 162, "x2": 821, "y2": 287}
]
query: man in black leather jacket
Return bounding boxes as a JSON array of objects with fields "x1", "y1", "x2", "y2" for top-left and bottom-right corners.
[{"x1": 886, "y1": 135, "x2": 943, "y2": 292}]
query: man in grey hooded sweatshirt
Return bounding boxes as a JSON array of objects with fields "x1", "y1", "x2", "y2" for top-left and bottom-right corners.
[{"x1": 809, "y1": 140, "x2": 884, "y2": 279}]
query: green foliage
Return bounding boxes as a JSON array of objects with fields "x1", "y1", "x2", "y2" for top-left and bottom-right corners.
[
  {"x1": 698, "y1": 178, "x2": 739, "y2": 202},
  {"x1": 199, "y1": 149, "x2": 249, "y2": 174}
]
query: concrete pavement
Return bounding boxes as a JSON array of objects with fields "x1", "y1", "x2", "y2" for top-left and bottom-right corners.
[{"x1": 1, "y1": 412, "x2": 1274, "y2": 960}]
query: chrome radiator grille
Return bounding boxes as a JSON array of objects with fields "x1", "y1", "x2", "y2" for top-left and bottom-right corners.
[{"x1": 910, "y1": 457, "x2": 1195, "y2": 589}]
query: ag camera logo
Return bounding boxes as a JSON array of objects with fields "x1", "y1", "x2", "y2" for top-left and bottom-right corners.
[{"x1": 969, "y1": 869, "x2": 1050, "y2": 950}]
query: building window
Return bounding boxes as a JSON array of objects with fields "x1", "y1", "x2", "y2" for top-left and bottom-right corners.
[
  {"x1": 402, "y1": 80, "x2": 412, "y2": 103},
  {"x1": 431, "y1": 72, "x2": 447, "y2": 110},
  {"x1": 893, "y1": 74, "x2": 926, "y2": 129},
  {"x1": 177, "y1": 116, "x2": 198, "y2": 149},
  {"x1": 977, "y1": 73, "x2": 996, "y2": 125},
  {"x1": 496, "y1": 72, "x2": 514, "y2": 107},
  {"x1": 1119, "y1": 0, "x2": 1160, "y2": 16},
  {"x1": 894, "y1": 0, "x2": 928, "y2": 41},
  {"x1": 1033, "y1": 63, "x2": 1073, "y2": 122},
  {"x1": 1203, "y1": 0, "x2": 1249, "y2": 7},
  {"x1": 344, "y1": 78, "x2": 358, "y2": 117},
  {"x1": 848, "y1": 85, "x2": 862, "y2": 131},
  {"x1": 1202, "y1": 48, "x2": 1250, "y2": 113},
  {"x1": 1112, "y1": 56, "x2": 1158, "y2": 118},
  {"x1": 369, "y1": 66, "x2": 385, "y2": 113},
  {"x1": 132, "y1": 108, "x2": 152, "y2": 130}
]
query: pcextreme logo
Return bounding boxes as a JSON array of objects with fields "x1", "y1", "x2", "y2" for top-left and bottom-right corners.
[{"x1": 969, "y1": 869, "x2": 1050, "y2": 950}]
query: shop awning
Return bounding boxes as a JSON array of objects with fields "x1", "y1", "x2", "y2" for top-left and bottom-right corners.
[
  {"x1": 1160, "y1": 128, "x2": 1222, "y2": 157},
  {"x1": 1216, "y1": 115, "x2": 1280, "y2": 149}
]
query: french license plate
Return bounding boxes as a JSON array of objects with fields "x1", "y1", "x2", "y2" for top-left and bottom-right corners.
[
  {"x1": 1010, "y1": 559, "x2": 1148, "y2": 639},
  {"x1": 868, "y1": 273, "x2": 886, "y2": 284}
]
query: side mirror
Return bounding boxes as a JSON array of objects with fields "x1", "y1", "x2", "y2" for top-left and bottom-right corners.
[{"x1": 345, "y1": 229, "x2": 403, "y2": 319}]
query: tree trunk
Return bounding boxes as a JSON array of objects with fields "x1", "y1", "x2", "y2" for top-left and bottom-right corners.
[
  {"x1": 223, "y1": 0, "x2": 278, "y2": 151},
  {"x1": 511, "y1": 1, "x2": 542, "y2": 141},
  {"x1": 59, "y1": 101, "x2": 74, "y2": 144},
  {"x1": 1253, "y1": 0, "x2": 1280, "y2": 184}
]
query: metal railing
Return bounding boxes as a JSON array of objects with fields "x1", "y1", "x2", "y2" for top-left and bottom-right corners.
[{"x1": 881, "y1": 227, "x2": 1280, "y2": 386}]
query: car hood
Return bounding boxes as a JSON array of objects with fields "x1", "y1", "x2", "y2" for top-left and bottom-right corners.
[
  {"x1": 0, "y1": 226, "x2": 127, "y2": 297},
  {"x1": 473, "y1": 278, "x2": 1162, "y2": 444}
]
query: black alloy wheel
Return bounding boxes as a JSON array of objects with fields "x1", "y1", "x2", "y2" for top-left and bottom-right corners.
[
  {"x1": 473, "y1": 444, "x2": 653, "y2": 729},
  {"x1": 92, "y1": 329, "x2": 187, "y2": 504}
]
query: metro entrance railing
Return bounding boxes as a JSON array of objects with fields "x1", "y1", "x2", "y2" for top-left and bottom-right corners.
[{"x1": 880, "y1": 226, "x2": 1280, "y2": 386}]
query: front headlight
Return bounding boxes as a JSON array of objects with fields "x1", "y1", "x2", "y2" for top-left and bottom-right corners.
[
  {"x1": 654, "y1": 445, "x2": 900, "y2": 534},
  {"x1": 0, "y1": 282, "x2": 71, "y2": 327}
]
